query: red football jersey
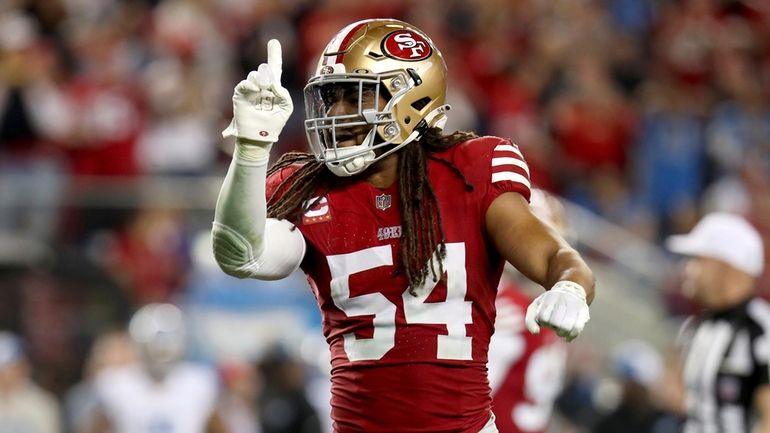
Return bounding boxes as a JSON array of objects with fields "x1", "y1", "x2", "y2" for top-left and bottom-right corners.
[
  {"x1": 488, "y1": 281, "x2": 566, "y2": 433},
  {"x1": 266, "y1": 136, "x2": 531, "y2": 433}
]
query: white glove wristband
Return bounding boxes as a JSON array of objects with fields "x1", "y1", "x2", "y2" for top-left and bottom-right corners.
[
  {"x1": 234, "y1": 139, "x2": 272, "y2": 164},
  {"x1": 550, "y1": 280, "x2": 587, "y2": 301}
]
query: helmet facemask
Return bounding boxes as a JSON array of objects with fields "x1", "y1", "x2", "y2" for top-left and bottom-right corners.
[{"x1": 304, "y1": 71, "x2": 419, "y2": 177}]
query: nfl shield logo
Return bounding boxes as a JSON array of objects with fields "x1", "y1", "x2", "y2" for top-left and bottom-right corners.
[{"x1": 375, "y1": 194, "x2": 392, "y2": 211}]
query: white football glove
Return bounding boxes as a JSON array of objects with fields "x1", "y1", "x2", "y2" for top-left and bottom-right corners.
[
  {"x1": 222, "y1": 39, "x2": 293, "y2": 159},
  {"x1": 525, "y1": 281, "x2": 590, "y2": 342}
]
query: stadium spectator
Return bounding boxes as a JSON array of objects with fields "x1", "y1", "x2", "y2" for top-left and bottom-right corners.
[
  {"x1": 257, "y1": 345, "x2": 322, "y2": 433},
  {"x1": 216, "y1": 357, "x2": 262, "y2": 433},
  {"x1": 64, "y1": 330, "x2": 137, "y2": 433},
  {"x1": 100, "y1": 207, "x2": 191, "y2": 305},
  {"x1": 0, "y1": 10, "x2": 68, "y2": 242},
  {"x1": 0, "y1": 331, "x2": 60, "y2": 433}
]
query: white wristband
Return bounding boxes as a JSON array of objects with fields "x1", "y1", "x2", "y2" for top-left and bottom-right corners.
[
  {"x1": 233, "y1": 139, "x2": 272, "y2": 164},
  {"x1": 550, "y1": 281, "x2": 587, "y2": 301}
]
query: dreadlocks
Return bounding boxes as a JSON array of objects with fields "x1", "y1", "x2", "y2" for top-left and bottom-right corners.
[{"x1": 266, "y1": 127, "x2": 477, "y2": 290}]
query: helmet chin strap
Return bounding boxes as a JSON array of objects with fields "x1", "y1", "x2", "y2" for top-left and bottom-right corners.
[
  {"x1": 324, "y1": 129, "x2": 378, "y2": 177},
  {"x1": 324, "y1": 104, "x2": 451, "y2": 177},
  {"x1": 326, "y1": 150, "x2": 376, "y2": 177}
]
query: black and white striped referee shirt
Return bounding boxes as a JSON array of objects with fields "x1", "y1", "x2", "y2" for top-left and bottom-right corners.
[{"x1": 680, "y1": 297, "x2": 770, "y2": 433}]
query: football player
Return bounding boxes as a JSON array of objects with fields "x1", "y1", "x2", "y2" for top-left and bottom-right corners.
[
  {"x1": 212, "y1": 19, "x2": 595, "y2": 433},
  {"x1": 86, "y1": 304, "x2": 225, "y2": 433}
]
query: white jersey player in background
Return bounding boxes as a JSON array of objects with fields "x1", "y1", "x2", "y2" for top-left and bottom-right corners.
[{"x1": 86, "y1": 303, "x2": 224, "y2": 433}]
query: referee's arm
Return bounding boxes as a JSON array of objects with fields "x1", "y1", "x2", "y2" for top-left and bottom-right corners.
[{"x1": 755, "y1": 385, "x2": 770, "y2": 433}]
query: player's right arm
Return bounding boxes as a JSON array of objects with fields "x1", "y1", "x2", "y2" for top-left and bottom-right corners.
[
  {"x1": 212, "y1": 39, "x2": 305, "y2": 280},
  {"x1": 487, "y1": 192, "x2": 594, "y2": 341}
]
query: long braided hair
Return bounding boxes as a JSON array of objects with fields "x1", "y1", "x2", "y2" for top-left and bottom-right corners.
[{"x1": 266, "y1": 128, "x2": 476, "y2": 290}]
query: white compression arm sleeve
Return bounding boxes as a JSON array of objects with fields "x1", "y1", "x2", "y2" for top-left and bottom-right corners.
[{"x1": 211, "y1": 145, "x2": 305, "y2": 280}]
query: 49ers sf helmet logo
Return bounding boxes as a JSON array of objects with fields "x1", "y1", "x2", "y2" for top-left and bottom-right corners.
[{"x1": 382, "y1": 30, "x2": 432, "y2": 61}]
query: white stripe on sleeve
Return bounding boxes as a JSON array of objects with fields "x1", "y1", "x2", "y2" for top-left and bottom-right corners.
[
  {"x1": 491, "y1": 171, "x2": 531, "y2": 188},
  {"x1": 491, "y1": 157, "x2": 530, "y2": 175},
  {"x1": 494, "y1": 144, "x2": 524, "y2": 158}
]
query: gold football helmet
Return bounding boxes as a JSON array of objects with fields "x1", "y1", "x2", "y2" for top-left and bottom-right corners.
[{"x1": 304, "y1": 19, "x2": 450, "y2": 176}]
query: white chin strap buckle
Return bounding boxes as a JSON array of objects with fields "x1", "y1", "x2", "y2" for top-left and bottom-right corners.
[
  {"x1": 325, "y1": 150, "x2": 375, "y2": 176},
  {"x1": 324, "y1": 130, "x2": 378, "y2": 177}
]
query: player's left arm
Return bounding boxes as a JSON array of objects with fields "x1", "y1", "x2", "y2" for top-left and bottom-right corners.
[
  {"x1": 486, "y1": 192, "x2": 595, "y2": 341},
  {"x1": 754, "y1": 385, "x2": 770, "y2": 433}
]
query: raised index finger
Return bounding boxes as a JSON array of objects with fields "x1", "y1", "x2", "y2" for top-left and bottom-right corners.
[{"x1": 267, "y1": 39, "x2": 282, "y2": 83}]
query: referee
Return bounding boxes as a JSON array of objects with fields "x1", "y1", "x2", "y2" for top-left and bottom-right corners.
[{"x1": 667, "y1": 212, "x2": 770, "y2": 433}]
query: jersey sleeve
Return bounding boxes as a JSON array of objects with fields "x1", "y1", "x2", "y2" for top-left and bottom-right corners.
[
  {"x1": 487, "y1": 138, "x2": 531, "y2": 202},
  {"x1": 469, "y1": 137, "x2": 532, "y2": 214}
]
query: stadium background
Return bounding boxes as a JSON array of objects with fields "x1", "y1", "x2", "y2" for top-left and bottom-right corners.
[{"x1": 0, "y1": 0, "x2": 769, "y2": 432}]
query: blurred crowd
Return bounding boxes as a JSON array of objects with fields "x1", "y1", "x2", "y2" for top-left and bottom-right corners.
[{"x1": 1, "y1": 0, "x2": 770, "y2": 432}]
